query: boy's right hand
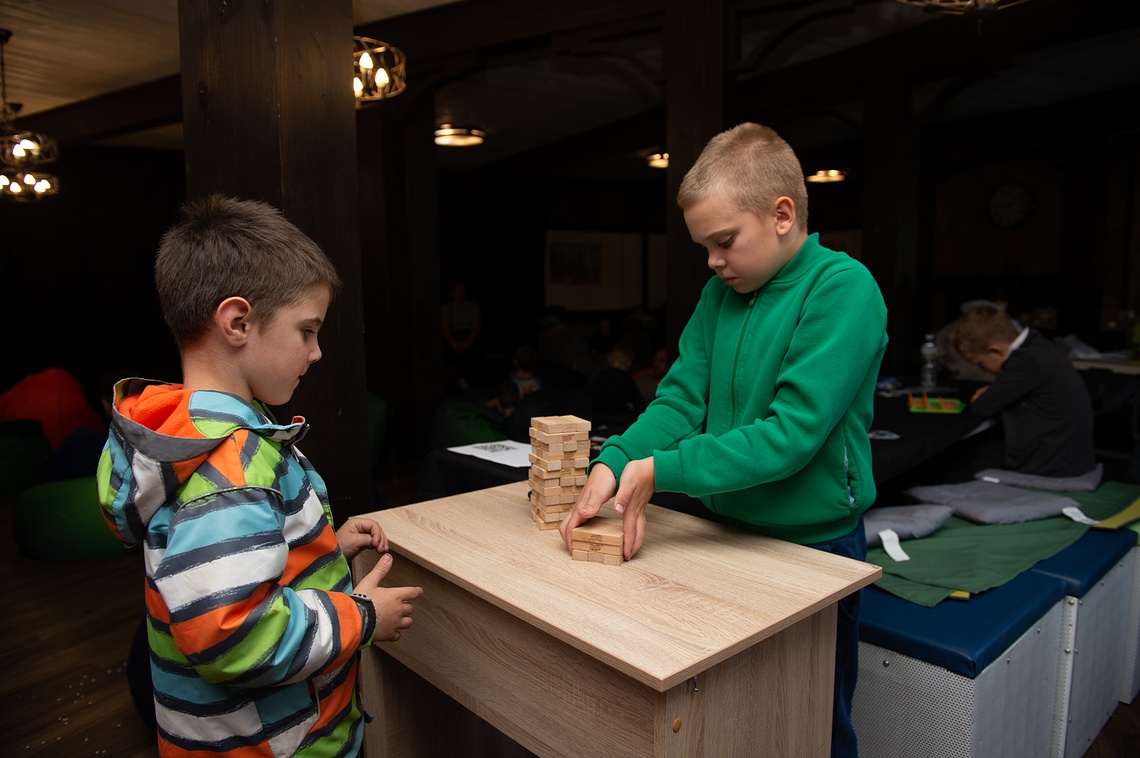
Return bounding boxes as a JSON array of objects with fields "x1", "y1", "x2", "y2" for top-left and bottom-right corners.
[
  {"x1": 559, "y1": 463, "x2": 617, "y2": 551},
  {"x1": 355, "y1": 553, "x2": 424, "y2": 642}
]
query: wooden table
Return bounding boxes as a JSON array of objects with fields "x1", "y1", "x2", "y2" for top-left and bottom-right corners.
[{"x1": 354, "y1": 481, "x2": 881, "y2": 758}]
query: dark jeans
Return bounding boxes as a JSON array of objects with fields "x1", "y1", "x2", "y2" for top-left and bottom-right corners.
[{"x1": 807, "y1": 518, "x2": 866, "y2": 758}]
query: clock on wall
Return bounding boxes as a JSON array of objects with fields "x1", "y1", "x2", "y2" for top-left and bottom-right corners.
[{"x1": 987, "y1": 181, "x2": 1035, "y2": 228}]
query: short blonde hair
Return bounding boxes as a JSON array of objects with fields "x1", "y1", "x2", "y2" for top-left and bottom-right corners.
[
  {"x1": 155, "y1": 195, "x2": 341, "y2": 348},
  {"x1": 677, "y1": 123, "x2": 808, "y2": 230},
  {"x1": 954, "y1": 305, "x2": 1020, "y2": 357}
]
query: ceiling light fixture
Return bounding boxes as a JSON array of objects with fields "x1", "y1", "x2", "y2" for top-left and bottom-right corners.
[
  {"x1": 806, "y1": 169, "x2": 847, "y2": 184},
  {"x1": 434, "y1": 125, "x2": 485, "y2": 147},
  {"x1": 353, "y1": 36, "x2": 406, "y2": 106},
  {"x1": 647, "y1": 153, "x2": 669, "y2": 169},
  {"x1": 1, "y1": 29, "x2": 58, "y2": 201},
  {"x1": 894, "y1": 0, "x2": 1031, "y2": 15}
]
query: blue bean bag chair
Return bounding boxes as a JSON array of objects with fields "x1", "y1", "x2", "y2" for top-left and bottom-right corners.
[{"x1": 13, "y1": 475, "x2": 135, "y2": 561}]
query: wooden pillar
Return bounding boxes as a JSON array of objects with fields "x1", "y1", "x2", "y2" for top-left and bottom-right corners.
[
  {"x1": 357, "y1": 90, "x2": 444, "y2": 474},
  {"x1": 861, "y1": 84, "x2": 922, "y2": 377},
  {"x1": 663, "y1": 0, "x2": 725, "y2": 349},
  {"x1": 177, "y1": 0, "x2": 373, "y2": 521}
]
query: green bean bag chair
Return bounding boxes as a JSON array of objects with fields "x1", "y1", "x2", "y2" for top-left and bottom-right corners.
[
  {"x1": 0, "y1": 421, "x2": 51, "y2": 495},
  {"x1": 13, "y1": 475, "x2": 135, "y2": 561}
]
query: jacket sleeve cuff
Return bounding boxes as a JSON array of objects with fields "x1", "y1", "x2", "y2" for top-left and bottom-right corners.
[{"x1": 350, "y1": 592, "x2": 377, "y2": 648}]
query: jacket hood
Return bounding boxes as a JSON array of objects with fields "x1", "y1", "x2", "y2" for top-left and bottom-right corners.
[{"x1": 97, "y1": 378, "x2": 307, "y2": 547}]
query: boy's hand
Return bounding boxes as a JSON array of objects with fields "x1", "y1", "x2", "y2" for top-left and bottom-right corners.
[
  {"x1": 612, "y1": 457, "x2": 653, "y2": 559},
  {"x1": 337, "y1": 517, "x2": 388, "y2": 562},
  {"x1": 559, "y1": 463, "x2": 616, "y2": 551},
  {"x1": 354, "y1": 554, "x2": 423, "y2": 642}
]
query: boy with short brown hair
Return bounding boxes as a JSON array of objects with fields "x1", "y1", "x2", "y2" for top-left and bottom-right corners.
[{"x1": 99, "y1": 194, "x2": 422, "y2": 757}]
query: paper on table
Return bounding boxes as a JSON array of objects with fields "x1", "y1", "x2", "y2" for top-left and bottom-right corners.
[{"x1": 447, "y1": 439, "x2": 533, "y2": 468}]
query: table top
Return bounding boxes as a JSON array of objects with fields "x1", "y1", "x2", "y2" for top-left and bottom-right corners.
[
  {"x1": 1071, "y1": 355, "x2": 1140, "y2": 375},
  {"x1": 365, "y1": 481, "x2": 880, "y2": 692}
]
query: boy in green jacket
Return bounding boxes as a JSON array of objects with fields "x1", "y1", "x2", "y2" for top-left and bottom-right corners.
[{"x1": 560, "y1": 123, "x2": 887, "y2": 758}]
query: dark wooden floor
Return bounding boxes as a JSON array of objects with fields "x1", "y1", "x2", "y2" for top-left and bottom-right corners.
[{"x1": 1, "y1": 474, "x2": 1137, "y2": 757}]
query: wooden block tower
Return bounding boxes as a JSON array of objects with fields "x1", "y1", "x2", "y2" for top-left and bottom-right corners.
[{"x1": 528, "y1": 415, "x2": 590, "y2": 530}]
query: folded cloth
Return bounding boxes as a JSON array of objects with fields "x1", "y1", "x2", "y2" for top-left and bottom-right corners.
[
  {"x1": 905, "y1": 480, "x2": 1081, "y2": 525},
  {"x1": 864, "y1": 505, "x2": 954, "y2": 547},
  {"x1": 974, "y1": 463, "x2": 1103, "y2": 492},
  {"x1": 866, "y1": 481, "x2": 1140, "y2": 606}
]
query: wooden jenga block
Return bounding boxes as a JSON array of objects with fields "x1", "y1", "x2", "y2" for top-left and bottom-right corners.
[
  {"x1": 571, "y1": 547, "x2": 623, "y2": 565},
  {"x1": 531, "y1": 489, "x2": 578, "y2": 506},
  {"x1": 533, "y1": 506, "x2": 570, "y2": 524},
  {"x1": 532, "y1": 513, "x2": 563, "y2": 531},
  {"x1": 531, "y1": 415, "x2": 590, "y2": 434},
  {"x1": 572, "y1": 540, "x2": 622, "y2": 555},
  {"x1": 529, "y1": 451, "x2": 590, "y2": 472},
  {"x1": 531, "y1": 463, "x2": 587, "y2": 482},
  {"x1": 571, "y1": 518, "x2": 624, "y2": 547}
]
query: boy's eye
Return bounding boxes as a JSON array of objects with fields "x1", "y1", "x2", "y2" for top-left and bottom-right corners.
[{"x1": 717, "y1": 236, "x2": 734, "y2": 249}]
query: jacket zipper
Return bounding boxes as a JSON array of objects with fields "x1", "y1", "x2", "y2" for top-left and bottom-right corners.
[{"x1": 730, "y1": 291, "x2": 761, "y2": 423}]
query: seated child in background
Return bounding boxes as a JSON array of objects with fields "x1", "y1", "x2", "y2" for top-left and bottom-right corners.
[
  {"x1": 587, "y1": 340, "x2": 647, "y2": 428},
  {"x1": 98, "y1": 194, "x2": 422, "y2": 757},
  {"x1": 954, "y1": 304, "x2": 1096, "y2": 477},
  {"x1": 509, "y1": 344, "x2": 544, "y2": 399}
]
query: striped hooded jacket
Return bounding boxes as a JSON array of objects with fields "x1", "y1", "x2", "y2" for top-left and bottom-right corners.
[{"x1": 98, "y1": 378, "x2": 375, "y2": 757}]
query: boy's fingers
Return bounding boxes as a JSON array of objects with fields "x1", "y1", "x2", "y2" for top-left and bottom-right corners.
[{"x1": 358, "y1": 553, "x2": 393, "y2": 589}]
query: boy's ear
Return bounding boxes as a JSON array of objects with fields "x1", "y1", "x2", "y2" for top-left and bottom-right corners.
[
  {"x1": 773, "y1": 196, "x2": 796, "y2": 235},
  {"x1": 215, "y1": 297, "x2": 253, "y2": 347},
  {"x1": 986, "y1": 343, "x2": 1009, "y2": 359}
]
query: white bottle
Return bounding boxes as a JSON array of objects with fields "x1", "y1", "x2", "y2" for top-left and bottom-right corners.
[{"x1": 920, "y1": 334, "x2": 938, "y2": 390}]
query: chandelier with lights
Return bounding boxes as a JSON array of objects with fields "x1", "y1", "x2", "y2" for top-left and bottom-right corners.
[
  {"x1": 894, "y1": 0, "x2": 1031, "y2": 14},
  {"x1": 353, "y1": 36, "x2": 406, "y2": 106},
  {"x1": 0, "y1": 29, "x2": 58, "y2": 201}
]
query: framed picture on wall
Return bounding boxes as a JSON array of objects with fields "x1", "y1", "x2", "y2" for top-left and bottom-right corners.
[{"x1": 545, "y1": 231, "x2": 643, "y2": 310}]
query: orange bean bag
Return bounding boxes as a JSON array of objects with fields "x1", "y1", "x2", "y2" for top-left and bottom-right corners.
[{"x1": 0, "y1": 368, "x2": 103, "y2": 450}]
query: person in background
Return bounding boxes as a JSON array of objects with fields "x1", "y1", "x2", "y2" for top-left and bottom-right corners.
[
  {"x1": 631, "y1": 345, "x2": 670, "y2": 404},
  {"x1": 954, "y1": 304, "x2": 1096, "y2": 477},
  {"x1": 560, "y1": 123, "x2": 887, "y2": 758},
  {"x1": 441, "y1": 281, "x2": 482, "y2": 389},
  {"x1": 587, "y1": 341, "x2": 646, "y2": 428},
  {"x1": 509, "y1": 344, "x2": 544, "y2": 399}
]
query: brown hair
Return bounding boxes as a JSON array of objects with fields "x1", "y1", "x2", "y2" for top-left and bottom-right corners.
[
  {"x1": 953, "y1": 304, "x2": 1020, "y2": 357},
  {"x1": 677, "y1": 122, "x2": 808, "y2": 230},
  {"x1": 155, "y1": 195, "x2": 341, "y2": 347}
]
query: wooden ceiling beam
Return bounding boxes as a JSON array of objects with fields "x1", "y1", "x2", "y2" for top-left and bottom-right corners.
[
  {"x1": 732, "y1": 0, "x2": 1140, "y2": 120},
  {"x1": 17, "y1": 74, "x2": 182, "y2": 147}
]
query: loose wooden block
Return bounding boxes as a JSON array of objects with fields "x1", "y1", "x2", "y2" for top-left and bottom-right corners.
[
  {"x1": 572, "y1": 540, "x2": 622, "y2": 556},
  {"x1": 571, "y1": 518, "x2": 624, "y2": 547},
  {"x1": 588, "y1": 550, "x2": 623, "y2": 566},
  {"x1": 571, "y1": 549, "x2": 591, "y2": 561}
]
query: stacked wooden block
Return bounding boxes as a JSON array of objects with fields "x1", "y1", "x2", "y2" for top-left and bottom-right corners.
[
  {"x1": 529, "y1": 415, "x2": 590, "y2": 530},
  {"x1": 571, "y1": 517, "x2": 624, "y2": 565}
]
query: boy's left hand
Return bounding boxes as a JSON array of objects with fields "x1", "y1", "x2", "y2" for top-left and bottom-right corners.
[
  {"x1": 612, "y1": 457, "x2": 654, "y2": 560},
  {"x1": 337, "y1": 517, "x2": 389, "y2": 562}
]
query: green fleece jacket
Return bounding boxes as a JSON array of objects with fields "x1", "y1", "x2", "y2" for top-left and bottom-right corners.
[{"x1": 596, "y1": 234, "x2": 888, "y2": 544}]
